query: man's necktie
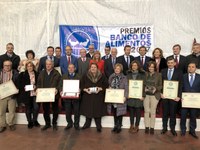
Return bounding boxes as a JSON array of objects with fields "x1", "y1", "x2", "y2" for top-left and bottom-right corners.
[
  {"x1": 127, "y1": 56, "x2": 129, "y2": 67},
  {"x1": 141, "y1": 56, "x2": 144, "y2": 66},
  {"x1": 190, "y1": 74, "x2": 194, "y2": 87},
  {"x1": 168, "y1": 69, "x2": 172, "y2": 80},
  {"x1": 68, "y1": 56, "x2": 71, "y2": 64},
  {"x1": 175, "y1": 55, "x2": 179, "y2": 68}
]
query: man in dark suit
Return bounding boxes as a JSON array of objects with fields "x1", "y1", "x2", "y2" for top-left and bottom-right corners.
[
  {"x1": 116, "y1": 45, "x2": 134, "y2": 75},
  {"x1": 60, "y1": 46, "x2": 78, "y2": 75},
  {"x1": 101, "y1": 46, "x2": 111, "y2": 60},
  {"x1": 77, "y1": 48, "x2": 90, "y2": 77},
  {"x1": 167, "y1": 44, "x2": 187, "y2": 74},
  {"x1": 104, "y1": 47, "x2": 118, "y2": 79},
  {"x1": 86, "y1": 44, "x2": 95, "y2": 59},
  {"x1": 180, "y1": 62, "x2": 200, "y2": 139},
  {"x1": 161, "y1": 57, "x2": 183, "y2": 136},
  {"x1": 135, "y1": 46, "x2": 151, "y2": 71},
  {"x1": 186, "y1": 43, "x2": 200, "y2": 68},
  {"x1": 38, "y1": 46, "x2": 60, "y2": 72},
  {"x1": 0, "y1": 43, "x2": 20, "y2": 70}
]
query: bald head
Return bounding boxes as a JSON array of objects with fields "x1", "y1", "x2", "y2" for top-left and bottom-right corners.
[
  {"x1": 111, "y1": 48, "x2": 118, "y2": 58},
  {"x1": 80, "y1": 48, "x2": 87, "y2": 58}
]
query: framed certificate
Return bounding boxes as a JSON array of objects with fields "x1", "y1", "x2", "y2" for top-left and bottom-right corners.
[
  {"x1": 61, "y1": 80, "x2": 80, "y2": 99},
  {"x1": 54, "y1": 67, "x2": 61, "y2": 75},
  {"x1": 105, "y1": 89, "x2": 124, "y2": 103},
  {"x1": 36, "y1": 88, "x2": 55, "y2": 102},
  {"x1": 195, "y1": 69, "x2": 200, "y2": 75},
  {"x1": 128, "y1": 80, "x2": 143, "y2": 99},
  {"x1": 0, "y1": 80, "x2": 19, "y2": 99},
  {"x1": 163, "y1": 80, "x2": 178, "y2": 99},
  {"x1": 182, "y1": 93, "x2": 200, "y2": 108}
]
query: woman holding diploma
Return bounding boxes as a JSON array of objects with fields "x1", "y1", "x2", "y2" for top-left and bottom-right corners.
[
  {"x1": 18, "y1": 61, "x2": 40, "y2": 128},
  {"x1": 107, "y1": 63, "x2": 128, "y2": 133},
  {"x1": 80, "y1": 62, "x2": 108, "y2": 132},
  {"x1": 127, "y1": 60, "x2": 146, "y2": 133},
  {"x1": 144, "y1": 61, "x2": 162, "y2": 134}
]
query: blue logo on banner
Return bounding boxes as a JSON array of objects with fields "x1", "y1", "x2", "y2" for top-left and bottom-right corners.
[{"x1": 59, "y1": 25, "x2": 99, "y2": 57}]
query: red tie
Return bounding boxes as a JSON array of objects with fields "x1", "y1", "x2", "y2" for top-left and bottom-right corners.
[
  {"x1": 175, "y1": 55, "x2": 179, "y2": 68},
  {"x1": 68, "y1": 56, "x2": 71, "y2": 64},
  {"x1": 141, "y1": 57, "x2": 144, "y2": 66}
]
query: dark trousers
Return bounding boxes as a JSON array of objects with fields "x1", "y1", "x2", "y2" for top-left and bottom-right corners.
[
  {"x1": 112, "y1": 106, "x2": 123, "y2": 127},
  {"x1": 162, "y1": 99, "x2": 178, "y2": 130},
  {"x1": 64, "y1": 99, "x2": 80, "y2": 127},
  {"x1": 25, "y1": 96, "x2": 40, "y2": 123},
  {"x1": 180, "y1": 108, "x2": 197, "y2": 134},
  {"x1": 129, "y1": 107, "x2": 141, "y2": 126},
  {"x1": 42, "y1": 99, "x2": 59, "y2": 126},
  {"x1": 84, "y1": 117, "x2": 102, "y2": 129}
]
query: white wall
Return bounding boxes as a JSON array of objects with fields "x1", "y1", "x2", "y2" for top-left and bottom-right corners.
[{"x1": 0, "y1": 0, "x2": 200, "y2": 58}]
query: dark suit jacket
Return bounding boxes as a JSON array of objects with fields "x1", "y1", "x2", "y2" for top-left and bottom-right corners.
[
  {"x1": 161, "y1": 68, "x2": 183, "y2": 98},
  {"x1": 38, "y1": 56, "x2": 60, "y2": 72},
  {"x1": 135, "y1": 55, "x2": 151, "y2": 71},
  {"x1": 116, "y1": 55, "x2": 134, "y2": 75},
  {"x1": 86, "y1": 53, "x2": 93, "y2": 59},
  {"x1": 182, "y1": 73, "x2": 200, "y2": 93},
  {"x1": 60, "y1": 55, "x2": 78, "y2": 75},
  {"x1": 104, "y1": 57, "x2": 118, "y2": 79},
  {"x1": 0, "y1": 52, "x2": 20, "y2": 70},
  {"x1": 167, "y1": 55, "x2": 187, "y2": 73},
  {"x1": 152, "y1": 57, "x2": 167, "y2": 72},
  {"x1": 102, "y1": 55, "x2": 111, "y2": 60}
]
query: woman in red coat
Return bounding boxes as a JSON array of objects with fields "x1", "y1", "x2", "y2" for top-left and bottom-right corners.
[{"x1": 90, "y1": 51, "x2": 104, "y2": 73}]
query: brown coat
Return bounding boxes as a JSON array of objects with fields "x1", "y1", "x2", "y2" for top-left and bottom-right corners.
[{"x1": 80, "y1": 71, "x2": 109, "y2": 118}]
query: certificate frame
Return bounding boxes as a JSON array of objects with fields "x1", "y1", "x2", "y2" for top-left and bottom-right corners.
[
  {"x1": 182, "y1": 92, "x2": 200, "y2": 108},
  {"x1": 0, "y1": 80, "x2": 19, "y2": 99},
  {"x1": 163, "y1": 80, "x2": 179, "y2": 100},
  {"x1": 105, "y1": 89, "x2": 125, "y2": 103},
  {"x1": 36, "y1": 88, "x2": 55, "y2": 102},
  {"x1": 128, "y1": 80, "x2": 143, "y2": 99},
  {"x1": 61, "y1": 80, "x2": 80, "y2": 99}
]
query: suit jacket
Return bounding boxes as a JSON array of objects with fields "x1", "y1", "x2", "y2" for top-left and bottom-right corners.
[
  {"x1": 38, "y1": 56, "x2": 60, "y2": 72},
  {"x1": 135, "y1": 55, "x2": 151, "y2": 71},
  {"x1": 86, "y1": 53, "x2": 93, "y2": 59},
  {"x1": 182, "y1": 73, "x2": 200, "y2": 93},
  {"x1": 161, "y1": 68, "x2": 183, "y2": 98},
  {"x1": 77, "y1": 57, "x2": 90, "y2": 77},
  {"x1": 60, "y1": 55, "x2": 78, "y2": 75},
  {"x1": 104, "y1": 56, "x2": 118, "y2": 79},
  {"x1": 167, "y1": 55, "x2": 187, "y2": 73},
  {"x1": 151, "y1": 57, "x2": 167, "y2": 72},
  {"x1": 101, "y1": 55, "x2": 111, "y2": 60},
  {"x1": 116, "y1": 55, "x2": 134, "y2": 75},
  {"x1": 0, "y1": 52, "x2": 20, "y2": 70},
  {"x1": 186, "y1": 53, "x2": 200, "y2": 68}
]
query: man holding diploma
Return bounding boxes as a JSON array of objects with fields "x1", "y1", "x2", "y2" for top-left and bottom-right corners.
[
  {"x1": 180, "y1": 62, "x2": 200, "y2": 139},
  {"x1": 161, "y1": 57, "x2": 183, "y2": 136},
  {"x1": 0, "y1": 60, "x2": 19, "y2": 133},
  {"x1": 37, "y1": 59, "x2": 61, "y2": 131}
]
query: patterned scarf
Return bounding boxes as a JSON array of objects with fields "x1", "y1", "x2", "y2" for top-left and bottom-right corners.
[{"x1": 110, "y1": 74, "x2": 122, "y2": 89}]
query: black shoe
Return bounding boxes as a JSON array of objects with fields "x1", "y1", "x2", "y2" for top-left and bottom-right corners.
[
  {"x1": 0, "y1": 127, "x2": 6, "y2": 133},
  {"x1": 150, "y1": 128, "x2": 154, "y2": 135},
  {"x1": 53, "y1": 125, "x2": 58, "y2": 131},
  {"x1": 28, "y1": 122, "x2": 34, "y2": 129},
  {"x1": 161, "y1": 129, "x2": 167, "y2": 134},
  {"x1": 82, "y1": 124, "x2": 90, "y2": 130},
  {"x1": 145, "y1": 127, "x2": 149, "y2": 134},
  {"x1": 115, "y1": 128, "x2": 121, "y2": 133},
  {"x1": 111, "y1": 126, "x2": 117, "y2": 133},
  {"x1": 74, "y1": 126, "x2": 80, "y2": 130},
  {"x1": 64, "y1": 124, "x2": 73, "y2": 130},
  {"x1": 189, "y1": 132, "x2": 198, "y2": 139},
  {"x1": 171, "y1": 130, "x2": 177, "y2": 136},
  {"x1": 9, "y1": 125, "x2": 16, "y2": 131},
  {"x1": 181, "y1": 132, "x2": 186, "y2": 136},
  {"x1": 41, "y1": 125, "x2": 51, "y2": 131},
  {"x1": 97, "y1": 128, "x2": 102, "y2": 132},
  {"x1": 34, "y1": 121, "x2": 40, "y2": 127}
]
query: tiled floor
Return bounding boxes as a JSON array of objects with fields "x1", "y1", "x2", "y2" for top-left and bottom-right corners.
[{"x1": 0, "y1": 125, "x2": 200, "y2": 150}]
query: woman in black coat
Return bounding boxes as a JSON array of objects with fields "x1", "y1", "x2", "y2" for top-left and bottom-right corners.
[
  {"x1": 18, "y1": 61, "x2": 40, "y2": 128},
  {"x1": 80, "y1": 62, "x2": 109, "y2": 132}
]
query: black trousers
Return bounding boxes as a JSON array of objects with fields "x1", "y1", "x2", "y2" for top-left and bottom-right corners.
[
  {"x1": 162, "y1": 99, "x2": 178, "y2": 130},
  {"x1": 112, "y1": 106, "x2": 123, "y2": 127},
  {"x1": 129, "y1": 107, "x2": 141, "y2": 126},
  {"x1": 84, "y1": 117, "x2": 102, "y2": 129},
  {"x1": 42, "y1": 99, "x2": 59, "y2": 126},
  {"x1": 181, "y1": 108, "x2": 197, "y2": 134},
  {"x1": 64, "y1": 99, "x2": 80, "y2": 127},
  {"x1": 25, "y1": 96, "x2": 40, "y2": 123}
]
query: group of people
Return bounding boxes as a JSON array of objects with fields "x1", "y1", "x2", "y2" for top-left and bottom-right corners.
[{"x1": 0, "y1": 42, "x2": 200, "y2": 139}]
